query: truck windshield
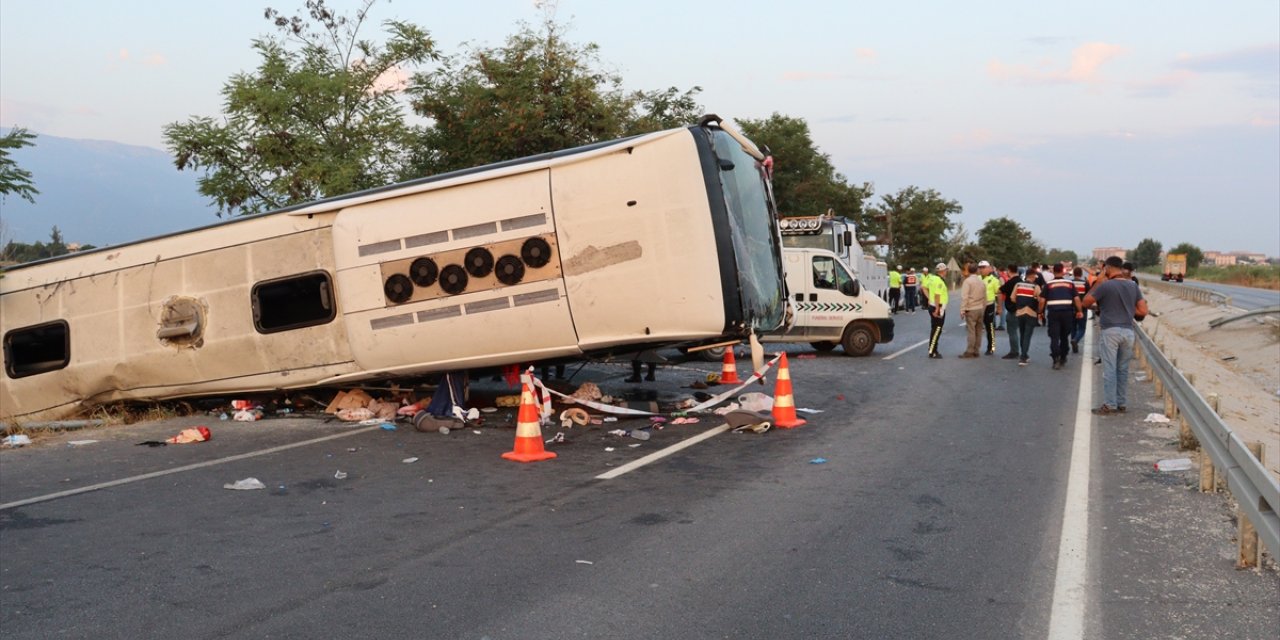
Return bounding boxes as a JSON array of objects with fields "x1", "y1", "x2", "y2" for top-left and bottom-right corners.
[{"x1": 711, "y1": 130, "x2": 786, "y2": 331}]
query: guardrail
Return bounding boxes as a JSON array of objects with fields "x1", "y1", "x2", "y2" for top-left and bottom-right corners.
[
  {"x1": 1141, "y1": 277, "x2": 1232, "y2": 307},
  {"x1": 1135, "y1": 325, "x2": 1278, "y2": 568}
]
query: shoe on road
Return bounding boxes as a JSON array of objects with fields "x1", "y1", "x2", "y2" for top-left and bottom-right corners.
[
  {"x1": 1002, "y1": 352, "x2": 1018, "y2": 360},
  {"x1": 1091, "y1": 405, "x2": 1119, "y2": 415},
  {"x1": 928, "y1": 353, "x2": 942, "y2": 359},
  {"x1": 1018, "y1": 357, "x2": 1029, "y2": 366}
]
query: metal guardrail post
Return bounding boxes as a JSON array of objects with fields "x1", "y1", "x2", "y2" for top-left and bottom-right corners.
[{"x1": 1136, "y1": 324, "x2": 1280, "y2": 563}]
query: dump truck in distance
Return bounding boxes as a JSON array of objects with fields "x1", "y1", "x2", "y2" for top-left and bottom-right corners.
[
  {"x1": 1, "y1": 116, "x2": 788, "y2": 424},
  {"x1": 1162, "y1": 254, "x2": 1187, "y2": 282}
]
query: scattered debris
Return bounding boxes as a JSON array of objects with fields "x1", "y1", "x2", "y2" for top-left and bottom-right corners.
[
  {"x1": 545, "y1": 432, "x2": 566, "y2": 444},
  {"x1": 713, "y1": 402, "x2": 741, "y2": 415},
  {"x1": 737, "y1": 392, "x2": 774, "y2": 412},
  {"x1": 2, "y1": 434, "x2": 32, "y2": 448},
  {"x1": 223, "y1": 478, "x2": 266, "y2": 491},
  {"x1": 629, "y1": 443, "x2": 642, "y2": 448},
  {"x1": 166, "y1": 426, "x2": 211, "y2": 444},
  {"x1": 796, "y1": 353, "x2": 817, "y2": 359},
  {"x1": 629, "y1": 429, "x2": 651, "y2": 441},
  {"x1": 602, "y1": 417, "x2": 618, "y2": 423},
  {"x1": 604, "y1": 447, "x2": 616, "y2": 452},
  {"x1": 337, "y1": 407, "x2": 376, "y2": 422},
  {"x1": 575, "y1": 560, "x2": 594, "y2": 565},
  {"x1": 671, "y1": 417, "x2": 699, "y2": 425},
  {"x1": 795, "y1": 408, "x2": 823, "y2": 415},
  {"x1": 1143, "y1": 413, "x2": 1171, "y2": 424},
  {"x1": 570, "y1": 382, "x2": 603, "y2": 402},
  {"x1": 67, "y1": 440, "x2": 99, "y2": 447},
  {"x1": 380, "y1": 423, "x2": 397, "y2": 431},
  {"x1": 402, "y1": 457, "x2": 419, "y2": 464},
  {"x1": 810, "y1": 458, "x2": 827, "y2": 464},
  {"x1": 334, "y1": 470, "x2": 348, "y2": 480},
  {"x1": 1221, "y1": 355, "x2": 1237, "y2": 362},
  {"x1": 233, "y1": 409, "x2": 262, "y2": 421},
  {"x1": 560, "y1": 408, "x2": 591, "y2": 428},
  {"x1": 1155, "y1": 458, "x2": 1193, "y2": 472},
  {"x1": 480, "y1": 407, "x2": 498, "y2": 414},
  {"x1": 495, "y1": 395, "x2": 522, "y2": 407}
]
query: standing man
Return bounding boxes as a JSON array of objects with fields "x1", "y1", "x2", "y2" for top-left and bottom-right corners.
[
  {"x1": 926, "y1": 263, "x2": 950, "y2": 359},
  {"x1": 1039, "y1": 264, "x2": 1083, "y2": 370},
  {"x1": 993, "y1": 264, "x2": 1010, "y2": 331},
  {"x1": 980, "y1": 261, "x2": 1000, "y2": 354},
  {"x1": 1010, "y1": 264, "x2": 1042, "y2": 366},
  {"x1": 903, "y1": 268, "x2": 919, "y2": 313},
  {"x1": 998, "y1": 263, "x2": 1023, "y2": 359},
  {"x1": 1082, "y1": 256, "x2": 1149, "y2": 414},
  {"x1": 959, "y1": 262, "x2": 986, "y2": 358},
  {"x1": 888, "y1": 265, "x2": 903, "y2": 314},
  {"x1": 1070, "y1": 266, "x2": 1089, "y2": 353}
]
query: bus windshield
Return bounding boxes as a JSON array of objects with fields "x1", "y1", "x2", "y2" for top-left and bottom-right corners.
[{"x1": 710, "y1": 129, "x2": 787, "y2": 331}]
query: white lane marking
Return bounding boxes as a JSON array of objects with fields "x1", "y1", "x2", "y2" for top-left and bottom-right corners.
[
  {"x1": 0, "y1": 426, "x2": 381, "y2": 511},
  {"x1": 1047, "y1": 328, "x2": 1094, "y2": 640},
  {"x1": 882, "y1": 339, "x2": 929, "y2": 360},
  {"x1": 595, "y1": 424, "x2": 733, "y2": 480}
]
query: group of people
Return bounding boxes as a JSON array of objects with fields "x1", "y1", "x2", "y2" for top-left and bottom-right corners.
[{"x1": 911, "y1": 256, "x2": 1147, "y2": 415}]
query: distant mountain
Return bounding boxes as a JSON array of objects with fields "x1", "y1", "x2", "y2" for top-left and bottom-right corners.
[{"x1": 0, "y1": 129, "x2": 219, "y2": 247}]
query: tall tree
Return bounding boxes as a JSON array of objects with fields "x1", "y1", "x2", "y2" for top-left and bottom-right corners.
[
  {"x1": 164, "y1": 0, "x2": 438, "y2": 215},
  {"x1": 1130, "y1": 238, "x2": 1162, "y2": 268},
  {"x1": 1167, "y1": 242, "x2": 1204, "y2": 270},
  {"x1": 1043, "y1": 247, "x2": 1079, "y2": 266},
  {"x1": 0, "y1": 127, "x2": 39, "y2": 203},
  {"x1": 405, "y1": 7, "x2": 701, "y2": 176},
  {"x1": 976, "y1": 216, "x2": 1041, "y2": 267},
  {"x1": 735, "y1": 113, "x2": 868, "y2": 220},
  {"x1": 864, "y1": 186, "x2": 960, "y2": 268}
]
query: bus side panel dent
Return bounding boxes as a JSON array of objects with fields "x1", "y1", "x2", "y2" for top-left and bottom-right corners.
[{"x1": 552, "y1": 132, "x2": 725, "y2": 349}]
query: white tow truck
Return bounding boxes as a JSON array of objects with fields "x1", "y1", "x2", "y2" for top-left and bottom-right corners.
[
  {"x1": 762, "y1": 247, "x2": 894, "y2": 356},
  {"x1": 778, "y1": 213, "x2": 889, "y2": 300}
]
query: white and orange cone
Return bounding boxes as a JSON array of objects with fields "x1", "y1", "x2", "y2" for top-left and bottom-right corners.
[
  {"x1": 502, "y1": 382, "x2": 557, "y2": 462},
  {"x1": 771, "y1": 353, "x2": 807, "y2": 429},
  {"x1": 719, "y1": 347, "x2": 742, "y2": 385}
]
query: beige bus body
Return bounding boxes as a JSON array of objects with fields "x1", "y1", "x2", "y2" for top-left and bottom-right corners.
[{"x1": 1, "y1": 122, "x2": 787, "y2": 422}]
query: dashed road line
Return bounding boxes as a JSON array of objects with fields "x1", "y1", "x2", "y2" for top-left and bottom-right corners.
[{"x1": 595, "y1": 424, "x2": 733, "y2": 480}]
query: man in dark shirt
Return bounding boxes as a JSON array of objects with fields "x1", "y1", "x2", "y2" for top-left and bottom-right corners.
[
  {"x1": 998, "y1": 263, "x2": 1023, "y2": 359},
  {"x1": 1039, "y1": 263, "x2": 1083, "y2": 370},
  {"x1": 1082, "y1": 256, "x2": 1149, "y2": 414}
]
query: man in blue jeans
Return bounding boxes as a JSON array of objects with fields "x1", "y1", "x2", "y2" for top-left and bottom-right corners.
[{"x1": 1082, "y1": 256, "x2": 1149, "y2": 415}]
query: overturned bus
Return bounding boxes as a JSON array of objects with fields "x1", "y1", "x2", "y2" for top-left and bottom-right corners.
[{"x1": 1, "y1": 116, "x2": 788, "y2": 423}]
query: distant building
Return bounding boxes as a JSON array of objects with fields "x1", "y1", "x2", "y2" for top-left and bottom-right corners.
[
  {"x1": 1212, "y1": 254, "x2": 1238, "y2": 266},
  {"x1": 1092, "y1": 247, "x2": 1127, "y2": 262}
]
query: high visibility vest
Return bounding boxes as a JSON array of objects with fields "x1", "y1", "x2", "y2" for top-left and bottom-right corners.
[
  {"x1": 1014, "y1": 281, "x2": 1038, "y2": 311},
  {"x1": 889, "y1": 270, "x2": 902, "y2": 287},
  {"x1": 1043, "y1": 278, "x2": 1077, "y2": 309},
  {"x1": 983, "y1": 274, "x2": 1000, "y2": 303},
  {"x1": 904, "y1": 274, "x2": 918, "y2": 287},
  {"x1": 929, "y1": 275, "x2": 949, "y2": 306}
]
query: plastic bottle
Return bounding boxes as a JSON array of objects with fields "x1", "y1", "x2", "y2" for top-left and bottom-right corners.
[
  {"x1": 628, "y1": 429, "x2": 651, "y2": 441},
  {"x1": 1155, "y1": 458, "x2": 1193, "y2": 472}
]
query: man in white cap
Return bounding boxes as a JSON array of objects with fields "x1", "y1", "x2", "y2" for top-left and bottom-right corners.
[
  {"x1": 979, "y1": 261, "x2": 1000, "y2": 354},
  {"x1": 926, "y1": 262, "x2": 949, "y2": 359}
]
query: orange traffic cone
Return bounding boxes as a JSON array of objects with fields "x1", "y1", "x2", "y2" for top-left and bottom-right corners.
[
  {"x1": 502, "y1": 382, "x2": 557, "y2": 463},
  {"x1": 771, "y1": 353, "x2": 807, "y2": 429},
  {"x1": 720, "y1": 347, "x2": 742, "y2": 385}
]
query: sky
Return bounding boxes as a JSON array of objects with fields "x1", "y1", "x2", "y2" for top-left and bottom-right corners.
[{"x1": 2, "y1": 0, "x2": 1278, "y2": 256}]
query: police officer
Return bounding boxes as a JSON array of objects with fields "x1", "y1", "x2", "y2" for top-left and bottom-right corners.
[
  {"x1": 1039, "y1": 263, "x2": 1083, "y2": 369},
  {"x1": 1011, "y1": 265, "x2": 1042, "y2": 366},
  {"x1": 979, "y1": 261, "x2": 999, "y2": 354},
  {"x1": 926, "y1": 262, "x2": 949, "y2": 359},
  {"x1": 903, "y1": 268, "x2": 919, "y2": 313},
  {"x1": 888, "y1": 266, "x2": 902, "y2": 314}
]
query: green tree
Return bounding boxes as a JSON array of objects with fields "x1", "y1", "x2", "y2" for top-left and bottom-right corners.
[
  {"x1": 0, "y1": 127, "x2": 39, "y2": 203},
  {"x1": 735, "y1": 113, "x2": 869, "y2": 219},
  {"x1": 164, "y1": 0, "x2": 438, "y2": 215},
  {"x1": 1168, "y1": 242, "x2": 1204, "y2": 270},
  {"x1": 1044, "y1": 247, "x2": 1079, "y2": 266},
  {"x1": 1130, "y1": 238, "x2": 1162, "y2": 268},
  {"x1": 405, "y1": 9, "x2": 700, "y2": 176},
  {"x1": 864, "y1": 186, "x2": 961, "y2": 268},
  {"x1": 976, "y1": 216, "x2": 1042, "y2": 267}
]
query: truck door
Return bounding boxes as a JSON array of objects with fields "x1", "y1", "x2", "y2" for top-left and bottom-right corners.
[{"x1": 804, "y1": 254, "x2": 860, "y2": 341}]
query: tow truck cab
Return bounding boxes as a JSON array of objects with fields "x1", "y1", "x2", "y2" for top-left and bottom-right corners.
[
  {"x1": 763, "y1": 248, "x2": 894, "y2": 356},
  {"x1": 779, "y1": 214, "x2": 889, "y2": 300}
]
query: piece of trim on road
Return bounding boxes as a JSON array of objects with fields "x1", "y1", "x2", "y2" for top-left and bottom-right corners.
[
  {"x1": 595, "y1": 424, "x2": 732, "y2": 480},
  {"x1": 1046, "y1": 328, "x2": 1094, "y2": 640},
  {"x1": 0, "y1": 426, "x2": 382, "y2": 511},
  {"x1": 882, "y1": 339, "x2": 929, "y2": 361}
]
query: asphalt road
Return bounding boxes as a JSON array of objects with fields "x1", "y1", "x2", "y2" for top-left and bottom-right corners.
[
  {"x1": 2, "y1": 304, "x2": 1276, "y2": 639},
  {"x1": 1139, "y1": 273, "x2": 1280, "y2": 311}
]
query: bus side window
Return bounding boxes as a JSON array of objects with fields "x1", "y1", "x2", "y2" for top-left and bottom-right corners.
[
  {"x1": 251, "y1": 271, "x2": 337, "y2": 334},
  {"x1": 4, "y1": 320, "x2": 70, "y2": 378}
]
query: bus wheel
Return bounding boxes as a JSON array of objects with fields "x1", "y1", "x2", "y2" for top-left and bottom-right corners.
[
  {"x1": 694, "y1": 346, "x2": 726, "y2": 362},
  {"x1": 841, "y1": 323, "x2": 876, "y2": 357},
  {"x1": 810, "y1": 341, "x2": 838, "y2": 352}
]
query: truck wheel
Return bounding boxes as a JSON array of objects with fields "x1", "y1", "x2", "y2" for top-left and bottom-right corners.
[
  {"x1": 684, "y1": 345, "x2": 726, "y2": 362},
  {"x1": 841, "y1": 323, "x2": 876, "y2": 357},
  {"x1": 810, "y1": 341, "x2": 838, "y2": 352}
]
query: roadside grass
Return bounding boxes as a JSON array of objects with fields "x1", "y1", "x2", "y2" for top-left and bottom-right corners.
[{"x1": 1143, "y1": 264, "x2": 1280, "y2": 290}]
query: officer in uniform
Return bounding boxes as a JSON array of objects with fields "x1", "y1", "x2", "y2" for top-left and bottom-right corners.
[
  {"x1": 902, "y1": 268, "x2": 919, "y2": 313},
  {"x1": 1011, "y1": 265, "x2": 1042, "y2": 366},
  {"x1": 926, "y1": 262, "x2": 949, "y2": 359},
  {"x1": 1039, "y1": 263, "x2": 1083, "y2": 369},
  {"x1": 979, "y1": 261, "x2": 999, "y2": 354},
  {"x1": 888, "y1": 266, "x2": 902, "y2": 313}
]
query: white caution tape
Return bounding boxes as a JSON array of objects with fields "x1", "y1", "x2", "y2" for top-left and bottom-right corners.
[{"x1": 524, "y1": 354, "x2": 783, "y2": 417}]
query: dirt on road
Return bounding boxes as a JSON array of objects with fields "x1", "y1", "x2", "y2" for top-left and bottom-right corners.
[{"x1": 1140, "y1": 286, "x2": 1280, "y2": 480}]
